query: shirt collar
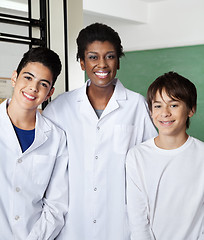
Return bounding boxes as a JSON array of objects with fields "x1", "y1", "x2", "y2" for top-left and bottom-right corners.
[{"x1": 76, "y1": 78, "x2": 127, "y2": 102}]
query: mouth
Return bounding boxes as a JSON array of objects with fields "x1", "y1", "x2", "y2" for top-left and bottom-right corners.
[
  {"x1": 95, "y1": 71, "x2": 109, "y2": 79},
  {"x1": 23, "y1": 92, "x2": 36, "y2": 100},
  {"x1": 159, "y1": 120, "x2": 175, "y2": 126}
]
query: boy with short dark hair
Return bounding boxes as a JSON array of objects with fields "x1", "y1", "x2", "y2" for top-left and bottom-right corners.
[
  {"x1": 126, "y1": 71, "x2": 204, "y2": 239},
  {"x1": 0, "y1": 47, "x2": 68, "y2": 239}
]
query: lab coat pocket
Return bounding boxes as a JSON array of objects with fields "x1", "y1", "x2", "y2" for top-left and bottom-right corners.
[
  {"x1": 113, "y1": 125, "x2": 136, "y2": 155},
  {"x1": 32, "y1": 155, "x2": 54, "y2": 185}
]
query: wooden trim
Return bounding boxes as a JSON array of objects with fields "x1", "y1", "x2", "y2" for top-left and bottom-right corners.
[{"x1": 0, "y1": 77, "x2": 10, "y2": 80}]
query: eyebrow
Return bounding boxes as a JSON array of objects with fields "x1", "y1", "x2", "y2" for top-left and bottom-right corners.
[
  {"x1": 153, "y1": 99, "x2": 179, "y2": 103},
  {"x1": 23, "y1": 71, "x2": 51, "y2": 85},
  {"x1": 87, "y1": 51, "x2": 116, "y2": 54}
]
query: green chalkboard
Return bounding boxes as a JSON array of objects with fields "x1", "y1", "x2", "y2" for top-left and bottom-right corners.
[{"x1": 117, "y1": 45, "x2": 204, "y2": 141}]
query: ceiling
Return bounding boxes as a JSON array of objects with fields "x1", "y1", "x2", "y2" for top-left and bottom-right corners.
[{"x1": 0, "y1": 0, "x2": 168, "y2": 12}]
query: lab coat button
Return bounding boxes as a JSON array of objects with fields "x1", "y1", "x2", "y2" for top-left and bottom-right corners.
[
  {"x1": 95, "y1": 156, "x2": 98, "y2": 159},
  {"x1": 94, "y1": 187, "x2": 97, "y2": 191},
  {"x1": 16, "y1": 187, "x2": 21, "y2": 192},
  {"x1": 15, "y1": 215, "x2": 20, "y2": 220},
  {"x1": 97, "y1": 126, "x2": 100, "y2": 130},
  {"x1": 93, "y1": 220, "x2": 96, "y2": 223},
  {"x1": 18, "y1": 159, "x2": 22, "y2": 163}
]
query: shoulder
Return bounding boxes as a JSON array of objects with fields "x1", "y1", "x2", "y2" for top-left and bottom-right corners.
[
  {"x1": 190, "y1": 136, "x2": 204, "y2": 148},
  {"x1": 116, "y1": 79, "x2": 147, "y2": 104},
  {"x1": 43, "y1": 84, "x2": 85, "y2": 116},
  {"x1": 51, "y1": 86, "x2": 83, "y2": 105},
  {"x1": 126, "y1": 89, "x2": 146, "y2": 103},
  {"x1": 37, "y1": 111, "x2": 66, "y2": 138},
  {"x1": 127, "y1": 138, "x2": 154, "y2": 160},
  {"x1": 126, "y1": 139, "x2": 155, "y2": 175}
]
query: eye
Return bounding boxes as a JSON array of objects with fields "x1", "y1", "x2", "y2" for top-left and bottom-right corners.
[
  {"x1": 88, "y1": 55, "x2": 98, "y2": 60},
  {"x1": 24, "y1": 76, "x2": 32, "y2": 81},
  {"x1": 40, "y1": 82, "x2": 49, "y2": 88},
  {"x1": 106, "y1": 54, "x2": 116, "y2": 59},
  {"x1": 154, "y1": 105, "x2": 161, "y2": 109},
  {"x1": 170, "y1": 104, "x2": 178, "y2": 108}
]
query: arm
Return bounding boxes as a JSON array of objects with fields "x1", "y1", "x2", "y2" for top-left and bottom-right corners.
[
  {"x1": 27, "y1": 131, "x2": 69, "y2": 240},
  {"x1": 126, "y1": 148, "x2": 153, "y2": 240}
]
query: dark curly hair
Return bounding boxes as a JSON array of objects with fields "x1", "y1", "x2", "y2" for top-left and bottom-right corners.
[{"x1": 76, "y1": 23, "x2": 124, "y2": 61}]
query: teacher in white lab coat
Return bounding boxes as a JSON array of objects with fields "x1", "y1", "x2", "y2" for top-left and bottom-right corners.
[{"x1": 43, "y1": 23, "x2": 157, "y2": 240}]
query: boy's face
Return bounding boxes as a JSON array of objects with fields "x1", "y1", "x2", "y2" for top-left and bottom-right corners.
[
  {"x1": 80, "y1": 40, "x2": 119, "y2": 89},
  {"x1": 151, "y1": 89, "x2": 194, "y2": 138},
  {"x1": 11, "y1": 62, "x2": 54, "y2": 111}
]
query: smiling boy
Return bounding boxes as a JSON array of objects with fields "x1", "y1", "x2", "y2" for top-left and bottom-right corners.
[
  {"x1": 0, "y1": 47, "x2": 68, "y2": 239},
  {"x1": 126, "y1": 72, "x2": 204, "y2": 239}
]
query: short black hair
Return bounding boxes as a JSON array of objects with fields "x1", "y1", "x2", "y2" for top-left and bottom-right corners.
[
  {"x1": 16, "y1": 47, "x2": 62, "y2": 87},
  {"x1": 76, "y1": 22, "x2": 124, "y2": 61},
  {"x1": 147, "y1": 71, "x2": 197, "y2": 128}
]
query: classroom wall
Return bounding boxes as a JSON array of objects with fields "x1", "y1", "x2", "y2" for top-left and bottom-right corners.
[
  {"x1": 0, "y1": 0, "x2": 84, "y2": 98},
  {"x1": 83, "y1": 0, "x2": 204, "y2": 52},
  {"x1": 120, "y1": 0, "x2": 204, "y2": 51},
  {"x1": 0, "y1": 8, "x2": 28, "y2": 78},
  {"x1": 117, "y1": 44, "x2": 204, "y2": 141}
]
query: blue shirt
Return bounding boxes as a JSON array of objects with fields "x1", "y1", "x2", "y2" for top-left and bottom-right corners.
[{"x1": 13, "y1": 125, "x2": 35, "y2": 152}]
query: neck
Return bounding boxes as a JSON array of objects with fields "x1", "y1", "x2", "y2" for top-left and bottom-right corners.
[
  {"x1": 87, "y1": 83, "x2": 115, "y2": 110},
  {"x1": 154, "y1": 132, "x2": 189, "y2": 150},
  {"x1": 7, "y1": 100, "x2": 36, "y2": 130}
]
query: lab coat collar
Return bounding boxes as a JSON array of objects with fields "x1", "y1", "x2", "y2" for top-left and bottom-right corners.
[
  {"x1": 0, "y1": 99, "x2": 22, "y2": 155},
  {"x1": 76, "y1": 79, "x2": 127, "y2": 101},
  {"x1": 0, "y1": 99, "x2": 52, "y2": 156},
  {"x1": 26, "y1": 110, "x2": 51, "y2": 155},
  {"x1": 77, "y1": 79, "x2": 127, "y2": 120}
]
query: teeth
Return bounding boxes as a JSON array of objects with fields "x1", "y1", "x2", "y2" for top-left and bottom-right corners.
[
  {"x1": 23, "y1": 92, "x2": 35, "y2": 100},
  {"x1": 161, "y1": 121, "x2": 173, "y2": 124},
  {"x1": 95, "y1": 72, "x2": 108, "y2": 77}
]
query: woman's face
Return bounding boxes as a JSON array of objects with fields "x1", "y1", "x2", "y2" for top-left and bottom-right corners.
[{"x1": 80, "y1": 41, "x2": 119, "y2": 89}]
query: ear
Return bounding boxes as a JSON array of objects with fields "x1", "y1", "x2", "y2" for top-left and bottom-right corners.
[
  {"x1": 188, "y1": 107, "x2": 195, "y2": 118},
  {"x1": 11, "y1": 71, "x2": 18, "y2": 87},
  {"x1": 80, "y1": 59, "x2": 86, "y2": 71},
  {"x1": 45, "y1": 87, "x2": 55, "y2": 101}
]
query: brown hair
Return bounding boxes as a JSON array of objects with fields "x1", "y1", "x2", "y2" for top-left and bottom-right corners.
[{"x1": 147, "y1": 71, "x2": 197, "y2": 128}]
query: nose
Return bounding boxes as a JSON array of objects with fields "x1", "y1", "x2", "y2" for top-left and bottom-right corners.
[
  {"x1": 161, "y1": 107, "x2": 171, "y2": 117},
  {"x1": 97, "y1": 57, "x2": 107, "y2": 68},
  {"x1": 29, "y1": 82, "x2": 38, "y2": 92}
]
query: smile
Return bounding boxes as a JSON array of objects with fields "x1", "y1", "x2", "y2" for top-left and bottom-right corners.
[
  {"x1": 95, "y1": 71, "x2": 109, "y2": 78},
  {"x1": 159, "y1": 120, "x2": 175, "y2": 126},
  {"x1": 23, "y1": 92, "x2": 36, "y2": 100}
]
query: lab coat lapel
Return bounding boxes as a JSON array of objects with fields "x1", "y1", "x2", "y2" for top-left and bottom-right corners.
[
  {"x1": 77, "y1": 79, "x2": 127, "y2": 120},
  {"x1": 25, "y1": 111, "x2": 51, "y2": 155},
  {"x1": 0, "y1": 100, "x2": 22, "y2": 155},
  {"x1": 101, "y1": 79, "x2": 127, "y2": 118},
  {"x1": 78, "y1": 81, "x2": 99, "y2": 121}
]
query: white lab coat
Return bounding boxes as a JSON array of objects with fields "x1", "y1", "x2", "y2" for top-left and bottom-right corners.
[
  {"x1": 0, "y1": 99, "x2": 68, "y2": 240},
  {"x1": 43, "y1": 79, "x2": 157, "y2": 240}
]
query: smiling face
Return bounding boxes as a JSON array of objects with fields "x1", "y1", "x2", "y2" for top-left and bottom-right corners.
[
  {"x1": 11, "y1": 62, "x2": 54, "y2": 111},
  {"x1": 80, "y1": 41, "x2": 119, "y2": 89},
  {"x1": 151, "y1": 89, "x2": 194, "y2": 138}
]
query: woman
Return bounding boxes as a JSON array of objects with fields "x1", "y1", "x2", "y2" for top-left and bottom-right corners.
[{"x1": 43, "y1": 23, "x2": 157, "y2": 240}]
